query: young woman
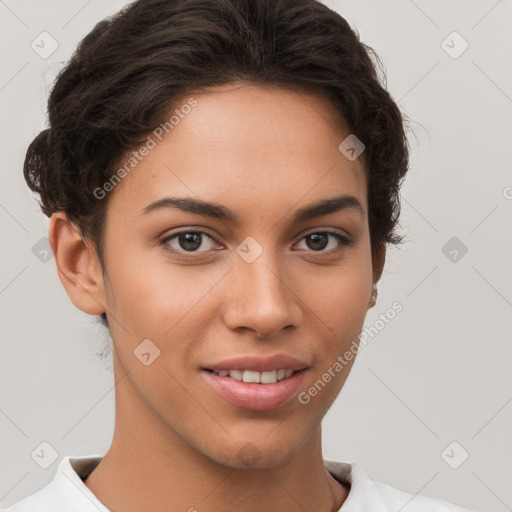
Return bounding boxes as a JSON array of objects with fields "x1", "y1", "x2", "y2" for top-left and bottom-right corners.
[{"x1": 5, "y1": 0, "x2": 471, "y2": 510}]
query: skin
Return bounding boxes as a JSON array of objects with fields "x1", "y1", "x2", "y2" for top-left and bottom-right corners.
[{"x1": 49, "y1": 81, "x2": 385, "y2": 512}]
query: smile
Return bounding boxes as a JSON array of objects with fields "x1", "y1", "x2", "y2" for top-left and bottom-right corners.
[
  {"x1": 205, "y1": 368, "x2": 295, "y2": 383},
  {"x1": 201, "y1": 368, "x2": 308, "y2": 411}
]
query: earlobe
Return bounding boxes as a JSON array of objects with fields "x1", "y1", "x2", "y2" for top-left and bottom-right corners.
[
  {"x1": 367, "y1": 283, "x2": 378, "y2": 309},
  {"x1": 48, "y1": 212, "x2": 106, "y2": 316}
]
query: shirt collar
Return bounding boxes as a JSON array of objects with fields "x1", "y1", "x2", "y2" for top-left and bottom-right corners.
[
  {"x1": 51, "y1": 456, "x2": 374, "y2": 511},
  {"x1": 54, "y1": 455, "x2": 109, "y2": 511},
  {"x1": 325, "y1": 459, "x2": 379, "y2": 511}
]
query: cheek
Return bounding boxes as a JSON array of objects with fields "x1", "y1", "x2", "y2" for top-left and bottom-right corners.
[
  {"x1": 299, "y1": 266, "x2": 371, "y2": 410},
  {"x1": 104, "y1": 242, "x2": 221, "y2": 350},
  {"x1": 298, "y1": 243, "x2": 373, "y2": 380},
  {"x1": 304, "y1": 241, "x2": 372, "y2": 325}
]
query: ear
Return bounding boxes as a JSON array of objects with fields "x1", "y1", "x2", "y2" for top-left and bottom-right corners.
[
  {"x1": 367, "y1": 242, "x2": 386, "y2": 310},
  {"x1": 48, "y1": 212, "x2": 106, "y2": 316},
  {"x1": 371, "y1": 241, "x2": 386, "y2": 284}
]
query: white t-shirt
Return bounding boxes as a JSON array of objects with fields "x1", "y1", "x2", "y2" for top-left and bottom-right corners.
[{"x1": 2, "y1": 455, "x2": 472, "y2": 511}]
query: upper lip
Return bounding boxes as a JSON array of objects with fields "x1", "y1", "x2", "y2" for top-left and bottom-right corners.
[{"x1": 203, "y1": 355, "x2": 309, "y2": 373}]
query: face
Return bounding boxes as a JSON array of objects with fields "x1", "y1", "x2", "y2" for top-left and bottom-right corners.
[{"x1": 96, "y1": 82, "x2": 377, "y2": 469}]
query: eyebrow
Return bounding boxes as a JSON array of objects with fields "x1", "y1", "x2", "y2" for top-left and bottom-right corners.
[{"x1": 139, "y1": 194, "x2": 364, "y2": 224}]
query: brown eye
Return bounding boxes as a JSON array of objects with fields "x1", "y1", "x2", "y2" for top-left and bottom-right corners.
[
  {"x1": 296, "y1": 231, "x2": 353, "y2": 254},
  {"x1": 305, "y1": 233, "x2": 329, "y2": 251},
  {"x1": 161, "y1": 231, "x2": 217, "y2": 254}
]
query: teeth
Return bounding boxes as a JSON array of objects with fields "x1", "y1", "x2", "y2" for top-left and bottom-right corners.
[
  {"x1": 212, "y1": 368, "x2": 298, "y2": 383},
  {"x1": 229, "y1": 370, "x2": 243, "y2": 381},
  {"x1": 260, "y1": 370, "x2": 277, "y2": 383},
  {"x1": 243, "y1": 370, "x2": 260, "y2": 383}
]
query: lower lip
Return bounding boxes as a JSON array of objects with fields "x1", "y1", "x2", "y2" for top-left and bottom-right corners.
[{"x1": 201, "y1": 369, "x2": 307, "y2": 411}]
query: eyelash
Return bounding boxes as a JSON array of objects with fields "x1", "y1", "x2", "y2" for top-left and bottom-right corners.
[{"x1": 159, "y1": 229, "x2": 354, "y2": 259}]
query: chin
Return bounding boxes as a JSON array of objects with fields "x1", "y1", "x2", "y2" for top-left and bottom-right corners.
[{"x1": 203, "y1": 436, "x2": 305, "y2": 470}]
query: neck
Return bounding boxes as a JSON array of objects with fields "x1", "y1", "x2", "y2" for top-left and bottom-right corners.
[{"x1": 84, "y1": 358, "x2": 348, "y2": 512}]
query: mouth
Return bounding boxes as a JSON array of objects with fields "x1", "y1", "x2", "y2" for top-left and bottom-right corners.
[
  {"x1": 202, "y1": 367, "x2": 301, "y2": 383},
  {"x1": 201, "y1": 367, "x2": 308, "y2": 411}
]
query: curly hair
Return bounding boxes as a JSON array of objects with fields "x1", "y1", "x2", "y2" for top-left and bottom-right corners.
[{"x1": 24, "y1": 0, "x2": 410, "y2": 329}]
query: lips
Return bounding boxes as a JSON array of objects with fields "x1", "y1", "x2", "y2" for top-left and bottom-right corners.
[
  {"x1": 201, "y1": 368, "x2": 308, "y2": 411},
  {"x1": 203, "y1": 354, "x2": 309, "y2": 373},
  {"x1": 201, "y1": 354, "x2": 310, "y2": 411}
]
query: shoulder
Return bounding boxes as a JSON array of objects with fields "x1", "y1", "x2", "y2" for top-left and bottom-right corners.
[
  {"x1": 2, "y1": 455, "x2": 107, "y2": 512},
  {"x1": 362, "y1": 475, "x2": 471, "y2": 512},
  {"x1": 325, "y1": 460, "x2": 473, "y2": 512},
  {"x1": 2, "y1": 485, "x2": 59, "y2": 512}
]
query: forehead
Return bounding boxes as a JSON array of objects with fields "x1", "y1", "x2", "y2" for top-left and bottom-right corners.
[{"x1": 107, "y1": 82, "x2": 367, "y2": 222}]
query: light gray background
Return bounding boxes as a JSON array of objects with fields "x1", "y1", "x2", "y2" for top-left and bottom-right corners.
[{"x1": 1, "y1": 1, "x2": 511, "y2": 510}]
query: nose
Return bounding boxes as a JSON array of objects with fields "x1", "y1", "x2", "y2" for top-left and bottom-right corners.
[{"x1": 222, "y1": 249, "x2": 303, "y2": 338}]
